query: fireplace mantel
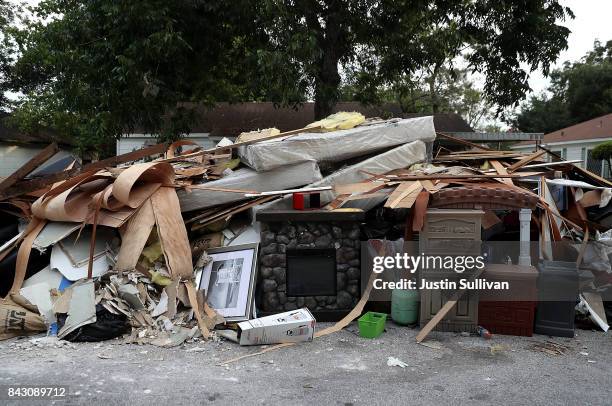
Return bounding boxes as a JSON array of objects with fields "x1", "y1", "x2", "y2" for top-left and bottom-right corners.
[{"x1": 256, "y1": 209, "x2": 365, "y2": 222}]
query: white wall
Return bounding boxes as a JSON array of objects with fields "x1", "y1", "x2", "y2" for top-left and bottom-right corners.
[
  {"x1": 0, "y1": 144, "x2": 43, "y2": 178},
  {"x1": 511, "y1": 137, "x2": 612, "y2": 171}
]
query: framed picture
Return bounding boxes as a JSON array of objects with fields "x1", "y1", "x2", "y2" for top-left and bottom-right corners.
[{"x1": 196, "y1": 243, "x2": 258, "y2": 322}]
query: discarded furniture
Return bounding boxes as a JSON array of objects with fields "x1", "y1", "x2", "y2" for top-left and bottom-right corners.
[
  {"x1": 418, "y1": 209, "x2": 483, "y2": 333},
  {"x1": 255, "y1": 209, "x2": 364, "y2": 321},
  {"x1": 478, "y1": 264, "x2": 538, "y2": 336},
  {"x1": 534, "y1": 260, "x2": 579, "y2": 338}
]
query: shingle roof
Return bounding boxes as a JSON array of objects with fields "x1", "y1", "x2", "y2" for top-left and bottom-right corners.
[
  {"x1": 133, "y1": 102, "x2": 473, "y2": 137},
  {"x1": 516, "y1": 113, "x2": 612, "y2": 147}
]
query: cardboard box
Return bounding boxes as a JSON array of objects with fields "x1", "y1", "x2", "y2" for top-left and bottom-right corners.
[{"x1": 236, "y1": 308, "x2": 316, "y2": 346}]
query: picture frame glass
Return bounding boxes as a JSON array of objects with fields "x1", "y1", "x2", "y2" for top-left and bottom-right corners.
[{"x1": 198, "y1": 246, "x2": 256, "y2": 320}]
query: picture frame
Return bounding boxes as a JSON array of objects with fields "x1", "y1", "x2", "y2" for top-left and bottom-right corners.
[{"x1": 196, "y1": 243, "x2": 258, "y2": 322}]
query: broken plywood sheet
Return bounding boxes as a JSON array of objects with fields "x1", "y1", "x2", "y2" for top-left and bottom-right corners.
[
  {"x1": 385, "y1": 181, "x2": 423, "y2": 209},
  {"x1": 58, "y1": 279, "x2": 96, "y2": 339},
  {"x1": 238, "y1": 116, "x2": 435, "y2": 171},
  {"x1": 50, "y1": 227, "x2": 115, "y2": 281},
  {"x1": 177, "y1": 160, "x2": 322, "y2": 212}
]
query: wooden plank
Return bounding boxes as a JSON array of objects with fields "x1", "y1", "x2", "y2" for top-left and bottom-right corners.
[
  {"x1": 415, "y1": 269, "x2": 483, "y2": 343},
  {"x1": 385, "y1": 181, "x2": 423, "y2": 209},
  {"x1": 489, "y1": 160, "x2": 514, "y2": 186},
  {"x1": 0, "y1": 143, "x2": 168, "y2": 201},
  {"x1": 507, "y1": 150, "x2": 546, "y2": 172},
  {"x1": 0, "y1": 143, "x2": 58, "y2": 193},
  {"x1": 334, "y1": 181, "x2": 386, "y2": 195},
  {"x1": 390, "y1": 174, "x2": 524, "y2": 181}
]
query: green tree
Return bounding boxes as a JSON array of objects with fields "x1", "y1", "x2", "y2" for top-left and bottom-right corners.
[
  {"x1": 592, "y1": 140, "x2": 612, "y2": 175},
  {"x1": 513, "y1": 39, "x2": 612, "y2": 133},
  {"x1": 9, "y1": 0, "x2": 269, "y2": 151},
  {"x1": 0, "y1": 0, "x2": 19, "y2": 112},
  {"x1": 8, "y1": 0, "x2": 573, "y2": 151},
  {"x1": 351, "y1": 0, "x2": 572, "y2": 116}
]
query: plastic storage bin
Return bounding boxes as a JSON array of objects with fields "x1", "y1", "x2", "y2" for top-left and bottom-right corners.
[{"x1": 358, "y1": 312, "x2": 387, "y2": 338}]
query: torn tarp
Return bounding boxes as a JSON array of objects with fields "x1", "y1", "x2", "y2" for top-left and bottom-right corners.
[
  {"x1": 238, "y1": 116, "x2": 435, "y2": 172},
  {"x1": 177, "y1": 160, "x2": 323, "y2": 212}
]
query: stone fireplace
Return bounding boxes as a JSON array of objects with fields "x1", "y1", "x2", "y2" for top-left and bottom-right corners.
[{"x1": 255, "y1": 210, "x2": 364, "y2": 318}]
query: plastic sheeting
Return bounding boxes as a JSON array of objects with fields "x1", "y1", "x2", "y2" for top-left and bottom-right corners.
[
  {"x1": 238, "y1": 116, "x2": 435, "y2": 172},
  {"x1": 259, "y1": 140, "x2": 427, "y2": 212},
  {"x1": 177, "y1": 160, "x2": 323, "y2": 212}
]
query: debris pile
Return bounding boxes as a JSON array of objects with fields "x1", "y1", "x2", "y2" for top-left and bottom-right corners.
[{"x1": 0, "y1": 111, "x2": 610, "y2": 360}]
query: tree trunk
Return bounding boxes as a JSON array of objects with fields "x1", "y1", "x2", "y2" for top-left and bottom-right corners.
[
  {"x1": 429, "y1": 63, "x2": 441, "y2": 114},
  {"x1": 314, "y1": 56, "x2": 341, "y2": 120},
  {"x1": 313, "y1": 5, "x2": 343, "y2": 120}
]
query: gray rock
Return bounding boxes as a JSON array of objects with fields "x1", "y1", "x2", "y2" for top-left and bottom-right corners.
[
  {"x1": 280, "y1": 225, "x2": 296, "y2": 239},
  {"x1": 341, "y1": 247, "x2": 357, "y2": 262},
  {"x1": 336, "y1": 272, "x2": 347, "y2": 291},
  {"x1": 296, "y1": 297, "x2": 305, "y2": 307},
  {"x1": 261, "y1": 254, "x2": 285, "y2": 267},
  {"x1": 318, "y1": 224, "x2": 331, "y2": 234},
  {"x1": 276, "y1": 234, "x2": 291, "y2": 245},
  {"x1": 347, "y1": 283, "x2": 360, "y2": 297},
  {"x1": 296, "y1": 243, "x2": 315, "y2": 249},
  {"x1": 332, "y1": 226, "x2": 343, "y2": 239},
  {"x1": 277, "y1": 283, "x2": 286, "y2": 292},
  {"x1": 263, "y1": 292, "x2": 279, "y2": 310},
  {"x1": 326, "y1": 296, "x2": 336, "y2": 305},
  {"x1": 259, "y1": 266, "x2": 273, "y2": 278},
  {"x1": 305, "y1": 297, "x2": 318, "y2": 309},
  {"x1": 348, "y1": 227, "x2": 361, "y2": 240},
  {"x1": 261, "y1": 231, "x2": 276, "y2": 246},
  {"x1": 347, "y1": 267, "x2": 360, "y2": 280},
  {"x1": 273, "y1": 267, "x2": 286, "y2": 283},
  {"x1": 262, "y1": 279, "x2": 278, "y2": 292},
  {"x1": 278, "y1": 292, "x2": 287, "y2": 305},
  {"x1": 348, "y1": 259, "x2": 360, "y2": 267},
  {"x1": 277, "y1": 244, "x2": 287, "y2": 254},
  {"x1": 298, "y1": 232, "x2": 314, "y2": 244},
  {"x1": 287, "y1": 240, "x2": 297, "y2": 249},
  {"x1": 261, "y1": 243, "x2": 277, "y2": 255},
  {"x1": 315, "y1": 234, "x2": 332, "y2": 248},
  {"x1": 337, "y1": 291, "x2": 353, "y2": 308},
  {"x1": 342, "y1": 239, "x2": 355, "y2": 248},
  {"x1": 315, "y1": 296, "x2": 328, "y2": 303},
  {"x1": 336, "y1": 264, "x2": 349, "y2": 272},
  {"x1": 287, "y1": 296, "x2": 296, "y2": 302},
  {"x1": 284, "y1": 301, "x2": 298, "y2": 310}
]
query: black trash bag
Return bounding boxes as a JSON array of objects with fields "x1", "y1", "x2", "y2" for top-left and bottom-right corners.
[{"x1": 57, "y1": 304, "x2": 130, "y2": 342}]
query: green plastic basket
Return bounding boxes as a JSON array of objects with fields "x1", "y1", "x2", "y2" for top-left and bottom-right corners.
[{"x1": 358, "y1": 311, "x2": 387, "y2": 339}]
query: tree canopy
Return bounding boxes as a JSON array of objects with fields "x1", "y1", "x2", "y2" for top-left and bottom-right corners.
[
  {"x1": 592, "y1": 140, "x2": 612, "y2": 173},
  {"x1": 0, "y1": 0, "x2": 19, "y2": 112},
  {"x1": 4, "y1": 0, "x2": 573, "y2": 152},
  {"x1": 513, "y1": 39, "x2": 612, "y2": 133}
]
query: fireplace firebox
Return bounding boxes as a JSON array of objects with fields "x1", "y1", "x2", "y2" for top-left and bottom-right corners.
[{"x1": 286, "y1": 249, "x2": 336, "y2": 296}]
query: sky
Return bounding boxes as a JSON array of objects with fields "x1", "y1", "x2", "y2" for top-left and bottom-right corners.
[{"x1": 528, "y1": 0, "x2": 612, "y2": 95}]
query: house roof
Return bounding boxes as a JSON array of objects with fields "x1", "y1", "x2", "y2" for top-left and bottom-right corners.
[
  {"x1": 131, "y1": 102, "x2": 473, "y2": 137},
  {"x1": 515, "y1": 112, "x2": 612, "y2": 147},
  {"x1": 0, "y1": 113, "x2": 68, "y2": 146}
]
